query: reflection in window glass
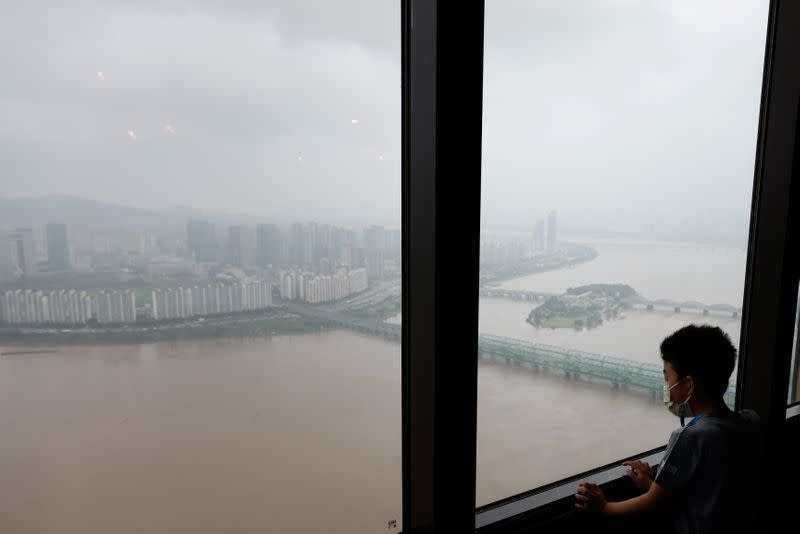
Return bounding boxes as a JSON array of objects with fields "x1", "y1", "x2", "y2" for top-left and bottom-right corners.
[
  {"x1": 789, "y1": 284, "x2": 800, "y2": 405},
  {"x1": 0, "y1": 2, "x2": 401, "y2": 533},
  {"x1": 477, "y1": 0, "x2": 769, "y2": 505}
]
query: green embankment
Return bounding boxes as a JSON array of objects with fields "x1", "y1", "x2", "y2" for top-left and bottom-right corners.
[{"x1": 0, "y1": 314, "x2": 329, "y2": 347}]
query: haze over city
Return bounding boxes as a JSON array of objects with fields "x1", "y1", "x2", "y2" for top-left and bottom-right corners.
[{"x1": 1, "y1": 1, "x2": 766, "y2": 235}]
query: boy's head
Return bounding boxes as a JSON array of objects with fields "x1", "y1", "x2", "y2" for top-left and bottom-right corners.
[{"x1": 660, "y1": 324, "x2": 737, "y2": 401}]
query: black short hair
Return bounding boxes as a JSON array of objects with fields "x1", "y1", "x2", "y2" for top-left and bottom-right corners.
[{"x1": 660, "y1": 324, "x2": 737, "y2": 399}]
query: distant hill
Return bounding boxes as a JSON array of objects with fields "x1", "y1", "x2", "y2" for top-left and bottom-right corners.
[{"x1": 0, "y1": 196, "x2": 295, "y2": 231}]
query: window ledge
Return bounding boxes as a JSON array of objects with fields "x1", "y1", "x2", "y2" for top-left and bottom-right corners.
[{"x1": 476, "y1": 450, "x2": 665, "y2": 530}]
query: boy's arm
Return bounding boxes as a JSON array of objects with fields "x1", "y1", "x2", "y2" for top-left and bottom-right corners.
[{"x1": 601, "y1": 481, "x2": 670, "y2": 517}]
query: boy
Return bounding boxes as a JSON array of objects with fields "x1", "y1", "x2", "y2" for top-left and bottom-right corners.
[{"x1": 575, "y1": 324, "x2": 762, "y2": 533}]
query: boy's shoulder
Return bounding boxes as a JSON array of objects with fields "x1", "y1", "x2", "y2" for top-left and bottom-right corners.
[
  {"x1": 681, "y1": 409, "x2": 762, "y2": 440},
  {"x1": 667, "y1": 409, "x2": 762, "y2": 446}
]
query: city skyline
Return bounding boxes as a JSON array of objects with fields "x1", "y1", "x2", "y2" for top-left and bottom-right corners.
[{"x1": 0, "y1": 193, "x2": 748, "y2": 249}]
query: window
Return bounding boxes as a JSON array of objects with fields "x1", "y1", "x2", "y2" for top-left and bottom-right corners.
[
  {"x1": 477, "y1": 0, "x2": 770, "y2": 506},
  {"x1": 0, "y1": 2, "x2": 401, "y2": 533},
  {"x1": 789, "y1": 283, "x2": 800, "y2": 405}
]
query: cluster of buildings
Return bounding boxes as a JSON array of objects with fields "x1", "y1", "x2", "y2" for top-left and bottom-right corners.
[
  {"x1": 0, "y1": 223, "x2": 74, "y2": 281},
  {"x1": 480, "y1": 240, "x2": 530, "y2": 266},
  {"x1": 151, "y1": 280, "x2": 272, "y2": 320},
  {"x1": 1, "y1": 218, "x2": 400, "y2": 283},
  {"x1": 0, "y1": 212, "x2": 390, "y2": 326},
  {"x1": 188, "y1": 221, "x2": 398, "y2": 280},
  {"x1": 0, "y1": 279, "x2": 276, "y2": 326},
  {"x1": 279, "y1": 268, "x2": 368, "y2": 304},
  {"x1": 0, "y1": 288, "x2": 136, "y2": 326},
  {"x1": 480, "y1": 211, "x2": 559, "y2": 266}
]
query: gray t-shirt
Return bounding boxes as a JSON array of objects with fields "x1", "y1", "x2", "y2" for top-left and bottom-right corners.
[{"x1": 654, "y1": 409, "x2": 762, "y2": 534}]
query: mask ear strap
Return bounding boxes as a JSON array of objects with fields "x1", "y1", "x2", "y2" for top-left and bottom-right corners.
[{"x1": 668, "y1": 376, "x2": 686, "y2": 391}]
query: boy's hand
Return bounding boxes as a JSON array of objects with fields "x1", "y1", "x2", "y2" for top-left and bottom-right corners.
[
  {"x1": 575, "y1": 481, "x2": 607, "y2": 513},
  {"x1": 622, "y1": 460, "x2": 653, "y2": 492}
]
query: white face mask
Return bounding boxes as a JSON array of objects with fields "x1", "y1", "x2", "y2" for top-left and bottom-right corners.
[{"x1": 663, "y1": 376, "x2": 694, "y2": 426}]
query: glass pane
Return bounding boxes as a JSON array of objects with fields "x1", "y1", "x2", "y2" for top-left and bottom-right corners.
[
  {"x1": 477, "y1": 0, "x2": 769, "y2": 505},
  {"x1": 0, "y1": 2, "x2": 401, "y2": 533},
  {"x1": 789, "y1": 283, "x2": 800, "y2": 405}
]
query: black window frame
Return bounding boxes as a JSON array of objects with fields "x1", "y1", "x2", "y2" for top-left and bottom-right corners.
[{"x1": 401, "y1": 0, "x2": 800, "y2": 531}]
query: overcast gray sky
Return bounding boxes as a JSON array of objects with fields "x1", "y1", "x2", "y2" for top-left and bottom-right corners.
[{"x1": 0, "y1": 1, "x2": 769, "y2": 231}]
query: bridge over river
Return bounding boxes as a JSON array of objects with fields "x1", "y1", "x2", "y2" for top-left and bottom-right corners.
[{"x1": 282, "y1": 302, "x2": 736, "y2": 406}]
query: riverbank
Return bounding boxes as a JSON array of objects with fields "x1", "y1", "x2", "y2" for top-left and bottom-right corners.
[
  {"x1": 347, "y1": 294, "x2": 402, "y2": 321},
  {"x1": 481, "y1": 243, "x2": 598, "y2": 286},
  {"x1": 0, "y1": 310, "x2": 330, "y2": 347}
]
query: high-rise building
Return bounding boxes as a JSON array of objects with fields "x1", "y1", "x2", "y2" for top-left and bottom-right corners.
[
  {"x1": 12, "y1": 228, "x2": 38, "y2": 276},
  {"x1": 296, "y1": 273, "x2": 306, "y2": 300},
  {"x1": 0, "y1": 288, "x2": 95, "y2": 326},
  {"x1": 319, "y1": 257, "x2": 332, "y2": 276},
  {"x1": 256, "y1": 224, "x2": 283, "y2": 268},
  {"x1": 366, "y1": 249, "x2": 385, "y2": 279},
  {"x1": 95, "y1": 290, "x2": 136, "y2": 324},
  {"x1": 534, "y1": 220, "x2": 545, "y2": 253},
  {"x1": 351, "y1": 247, "x2": 365, "y2": 269},
  {"x1": 229, "y1": 225, "x2": 256, "y2": 269},
  {"x1": 0, "y1": 228, "x2": 15, "y2": 281},
  {"x1": 281, "y1": 271, "x2": 295, "y2": 300},
  {"x1": 317, "y1": 224, "x2": 332, "y2": 253},
  {"x1": 365, "y1": 225, "x2": 386, "y2": 253},
  {"x1": 385, "y1": 229, "x2": 402, "y2": 261},
  {"x1": 302, "y1": 268, "x2": 368, "y2": 304},
  {"x1": 339, "y1": 245, "x2": 352, "y2": 268},
  {"x1": 278, "y1": 234, "x2": 290, "y2": 267},
  {"x1": 187, "y1": 220, "x2": 218, "y2": 263},
  {"x1": 332, "y1": 227, "x2": 346, "y2": 250},
  {"x1": 287, "y1": 223, "x2": 301, "y2": 266},
  {"x1": 303, "y1": 224, "x2": 317, "y2": 267},
  {"x1": 46, "y1": 222, "x2": 71, "y2": 270},
  {"x1": 364, "y1": 225, "x2": 386, "y2": 279},
  {"x1": 547, "y1": 211, "x2": 558, "y2": 253}
]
